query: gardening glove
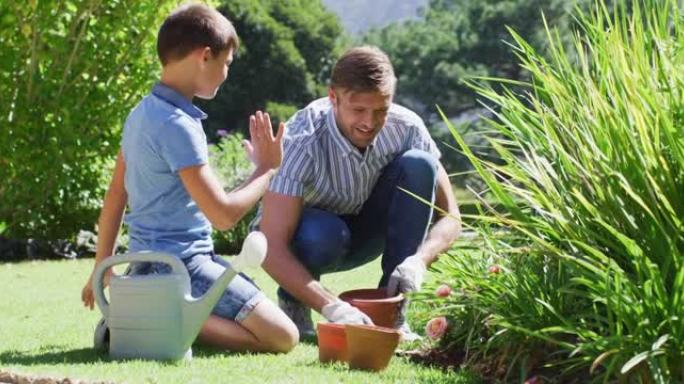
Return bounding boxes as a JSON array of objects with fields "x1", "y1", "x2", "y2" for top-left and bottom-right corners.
[
  {"x1": 321, "y1": 300, "x2": 374, "y2": 325},
  {"x1": 387, "y1": 255, "x2": 426, "y2": 296}
]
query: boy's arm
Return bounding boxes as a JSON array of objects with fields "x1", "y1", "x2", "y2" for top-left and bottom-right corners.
[
  {"x1": 179, "y1": 164, "x2": 274, "y2": 230},
  {"x1": 179, "y1": 111, "x2": 284, "y2": 231},
  {"x1": 82, "y1": 150, "x2": 128, "y2": 310}
]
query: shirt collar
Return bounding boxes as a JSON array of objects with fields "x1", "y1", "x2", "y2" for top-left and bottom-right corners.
[
  {"x1": 151, "y1": 82, "x2": 207, "y2": 120},
  {"x1": 325, "y1": 107, "x2": 376, "y2": 159}
]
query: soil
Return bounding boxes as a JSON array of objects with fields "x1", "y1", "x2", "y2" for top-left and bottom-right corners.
[{"x1": 0, "y1": 371, "x2": 115, "y2": 384}]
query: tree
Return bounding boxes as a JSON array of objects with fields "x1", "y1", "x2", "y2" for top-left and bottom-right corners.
[
  {"x1": 0, "y1": 0, "x2": 176, "y2": 240},
  {"x1": 364, "y1": 0, "x2": 588, "y2": 123},
  {"x1": 197, "y1": 0, "x2": 344, "y2": 138}
]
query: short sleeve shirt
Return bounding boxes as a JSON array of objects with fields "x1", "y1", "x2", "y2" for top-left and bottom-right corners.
[
  {"x1": 268, "y1": 97, "x2": 441, "y2": 215},
  {"x1": 121, "y1": 83, "x2": 213, "y2": 259}
]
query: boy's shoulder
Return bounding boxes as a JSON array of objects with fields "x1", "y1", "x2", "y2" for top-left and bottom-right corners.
[{"x1": 127, "y1": 85, "x2": 205, "y2": 134}]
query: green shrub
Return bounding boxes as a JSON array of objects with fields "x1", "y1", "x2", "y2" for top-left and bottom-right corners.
[
  {"x1": 416, "y1": 0, "x2": 684, "y2": 382},
  {"x1": 208, "y1": 133, "x2": 256, "y2": 254},
  {"x1": 0, "y1": 0, "x2": 175, "y2": 240}
]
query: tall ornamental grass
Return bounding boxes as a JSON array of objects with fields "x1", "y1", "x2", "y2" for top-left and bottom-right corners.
[{"x1": 416, "y1": 0, "x2": 684, "y2": 382}]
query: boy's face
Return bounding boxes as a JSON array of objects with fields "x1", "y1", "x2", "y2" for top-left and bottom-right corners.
[
  {"x1": 329, "y1": 87, "x2": 392, "y2": 150},
  {"x1": 195, "y1": 48, "x2": 233, "y2": 100}
]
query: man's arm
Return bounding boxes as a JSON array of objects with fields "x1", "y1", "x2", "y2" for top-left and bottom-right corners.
[
  {"x1": 82, "y1": 150, "x2": 128, "y2": 310},
  {"x1": 415, "y1": 161, "x2": 462, "y2": 266},
  {"x1": 259, "y1": 191, "x2": 338, "y2": 312},
  {"x1": 387, "y1": 161, "x2": 461, "y2": 295}
]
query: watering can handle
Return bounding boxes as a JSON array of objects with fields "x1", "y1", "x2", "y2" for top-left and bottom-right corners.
[{"x1": 92, "y1": 252, "x2": 186, "y2": 318}]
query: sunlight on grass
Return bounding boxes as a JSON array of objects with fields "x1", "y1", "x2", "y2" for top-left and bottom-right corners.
[{"x1": 0, "y1": 258, "x2": 477, "y2": 384}]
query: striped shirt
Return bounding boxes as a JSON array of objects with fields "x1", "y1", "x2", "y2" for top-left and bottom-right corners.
[{"x1": 264, "y1": 97, "x2": 440, "y2": 216}]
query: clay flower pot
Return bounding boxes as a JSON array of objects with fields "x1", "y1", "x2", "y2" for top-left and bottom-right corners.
[
  {"x1": 317, "y1": 323, "x2": 347, "y2": 363},
  {"x1": 345, "y1": 324, "x2": 400, "y2": 371},
  {"x1": 338, "y1": 288, "x2": 404, "y2": 328}
]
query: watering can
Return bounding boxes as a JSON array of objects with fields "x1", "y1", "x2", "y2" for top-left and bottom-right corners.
[{"x1": 92, "y1": 231, "x2": 267, "y2": 361}]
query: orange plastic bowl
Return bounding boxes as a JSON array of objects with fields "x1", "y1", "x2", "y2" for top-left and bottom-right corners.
[
  {"x1": 317, "y1": 322, "x2": 347, "y2": 363},
  {"x1": 338, "y1": 288, "x2": 404, "y2": 328},
  {"x1": 345, "y1": 324, "x2": 401, "y2": 371}
]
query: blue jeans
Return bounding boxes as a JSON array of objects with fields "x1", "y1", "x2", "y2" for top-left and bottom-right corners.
[
  {"x1": 129, "y1": 252, "x2": 266, "y2": 323},
  {"x1": 279, "y1": 149, "x2": 439, "y2": 302}
]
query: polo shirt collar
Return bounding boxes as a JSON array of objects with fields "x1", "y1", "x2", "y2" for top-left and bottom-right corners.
[{"x1": 152, "y1": 82, "x2": 207, "y2": 120}]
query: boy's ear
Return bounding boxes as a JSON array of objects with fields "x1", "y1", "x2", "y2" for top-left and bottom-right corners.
[
  {"x1": 191, "y1": 46, "x2": 212, "y2": 65},
  {"x1": 201, "y1": 46, "x2": 213, "y2": 62}
]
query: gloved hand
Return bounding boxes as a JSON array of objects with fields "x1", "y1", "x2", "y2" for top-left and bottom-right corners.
[
  {"x1": 387, "y1": 255, "x2": 427, "y2": 296},
  {"x1": 321, "y1": 300, "x2": 374, "y2": 325}
]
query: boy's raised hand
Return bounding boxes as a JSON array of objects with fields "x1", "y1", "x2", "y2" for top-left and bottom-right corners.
[{"x1": 243, "y1": 111, "x2": 285, "y2": 171}]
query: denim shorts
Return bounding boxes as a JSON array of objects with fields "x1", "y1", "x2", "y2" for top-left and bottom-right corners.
[{"x1": 128, "y1": 252, "x2": 266, "y2": 323}]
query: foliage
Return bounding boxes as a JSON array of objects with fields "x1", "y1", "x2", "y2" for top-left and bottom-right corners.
[
  {"x1": 415, "y1": 0, "x2": 684, "y2": 382},
  {"x1": 0, "y1": 0, "x2": 176, "y2": 240},
  {"x1": 197, "y1": 0, "x2": 344, "y2": 139},
  {"x1": 365, "y1": 0, "x2": 587, "y2": 122},
  {"x1": 208, "y1": 133, "x2": 256, "y2": 254}
]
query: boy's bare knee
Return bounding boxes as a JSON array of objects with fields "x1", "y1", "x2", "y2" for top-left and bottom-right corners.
[
  {"x1": 267, "y1": 328, "x2": 299, "y2": 353},
  {"x1": 243, "y1": 299, "x2": 300, "y2": 353},
  {"x1": 262, "y1": 319, "x2": 299, "y2": 353}
]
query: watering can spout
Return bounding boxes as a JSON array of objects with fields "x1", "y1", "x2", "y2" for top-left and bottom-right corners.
[{"x1": 182, "y1": 231, "x2": 267, "y2": 347}]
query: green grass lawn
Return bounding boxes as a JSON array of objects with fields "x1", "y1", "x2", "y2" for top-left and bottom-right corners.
[{"x1": 0, "y1": 257, "x2": 477, "y2": 383}]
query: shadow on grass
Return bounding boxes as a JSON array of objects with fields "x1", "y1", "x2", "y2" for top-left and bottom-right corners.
[
  {"x1": 1, "y1": 334, "x2": 323, "y2": 367},
  {"x1": 0, "y1": 346, "x2": 107, "y2": 366}
]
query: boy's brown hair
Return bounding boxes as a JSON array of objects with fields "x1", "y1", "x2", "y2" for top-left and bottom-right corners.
[
  {"x1": 157, "y1": 3, "x2": 239, "y2": 66},
  {"x1": 331, "y1": 46, "x2": 396, "y2": 96}
]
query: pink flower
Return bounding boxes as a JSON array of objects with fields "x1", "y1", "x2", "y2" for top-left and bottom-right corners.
[
  {"x1": 488, "y1": 265, "x2": 502, "y2": 274},
  {"x1": 425, "y1": 316, "x2": 448, "y2": 340},
  {"x1": 216, "y1": 129, "x2": 228, "y2": 137},
  {"x1": 435, "y1": 284, "x2": 452, "y2": 298},
  {"x1": 524, "y1": 376, "x2": 542, "y2": 384}
]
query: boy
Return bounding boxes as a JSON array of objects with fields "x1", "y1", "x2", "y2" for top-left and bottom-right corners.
[{"x1": 81, "y1": 4, "x2": 298, "y2": 353}]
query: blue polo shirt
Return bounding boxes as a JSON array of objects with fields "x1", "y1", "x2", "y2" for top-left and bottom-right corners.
[{"x1": 121, "y1": 83, "x2": 213, "y2": 259}]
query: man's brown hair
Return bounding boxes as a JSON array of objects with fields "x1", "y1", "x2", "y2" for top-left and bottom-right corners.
[
  {"x1": 330, "y1": 46, "x2": 396, "y2": 95},
  {"x1": 157, "y1": 3, "x2": 239, "y2": 66}
]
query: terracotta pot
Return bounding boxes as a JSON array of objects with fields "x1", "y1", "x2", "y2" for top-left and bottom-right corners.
[
  {"x1": 345, "y1": 324, "x2": 400, "y2": 371},
  {"x1": 339, "y1": 288, "x2": 404, "y2": 328},
  {"x1": 316, "y1": 322, "x2": 347, "y2": 363}
]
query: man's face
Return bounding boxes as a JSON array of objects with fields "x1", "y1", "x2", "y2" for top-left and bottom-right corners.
[
  {"x1": 329, "y1": 87, "x2": 392, "y2": 150},
  {"x1": 195, "y1": 48, "x2": 233, "y2": 100}
]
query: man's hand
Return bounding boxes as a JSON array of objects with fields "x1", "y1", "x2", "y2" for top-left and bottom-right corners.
[
  {"x1": 243, "y1": 111, "x2": 285, "y2": 171},
  {"x1": 321, "y1": 300, "x2": 374, "y2": 325},
  {"x1": 387, "y1": 255, "x2": 427, "y2": 296}
]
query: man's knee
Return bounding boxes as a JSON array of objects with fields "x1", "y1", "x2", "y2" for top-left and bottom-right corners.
[
  {"x1": 291, "y1": 209, "x2": 350, "y2": 271},
  {"x1": 395, "y1": 149, "x2": 439, "y2": 183}
]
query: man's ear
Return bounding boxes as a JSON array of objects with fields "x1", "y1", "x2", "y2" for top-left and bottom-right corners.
[{"x1": 328, "y1": 87, "x2": 337, "y2": 105}]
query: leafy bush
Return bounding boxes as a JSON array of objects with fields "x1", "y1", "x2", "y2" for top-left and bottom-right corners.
[
  {"x1": 0, "y1": 1, "x2": 175, "y2": 240},
  {"x1": 208, "y1": 133, "x2": 256, "y2": 254},
  {"x1": 415, "y1": 0, "x2": 684, "y2": 382}
]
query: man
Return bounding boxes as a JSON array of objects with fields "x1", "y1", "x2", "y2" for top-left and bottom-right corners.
[{"x1": 257, "y1": 46, "x2": 461, "y2": 338}]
